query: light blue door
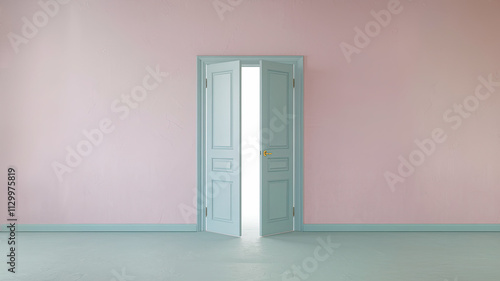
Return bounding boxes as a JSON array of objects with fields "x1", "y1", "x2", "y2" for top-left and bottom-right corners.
[
  {"x1": 260, "y1": 60, "x2": 294, "y2": 236},
  {"x1": 206, "y1": 61, "x2": 241, "y2": 237}
]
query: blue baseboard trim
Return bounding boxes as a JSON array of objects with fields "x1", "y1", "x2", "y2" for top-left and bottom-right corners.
[
  {"x1": 0, "y1": 224, "x2": 197, "y2": 232},
  {"x1": 303, "y1": 224, "x2": 500, "y2": 232}
]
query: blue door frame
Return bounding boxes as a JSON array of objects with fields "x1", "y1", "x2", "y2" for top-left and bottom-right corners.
[{"x1": 197, "y1": 56, "x2": 304, "y2": 232}]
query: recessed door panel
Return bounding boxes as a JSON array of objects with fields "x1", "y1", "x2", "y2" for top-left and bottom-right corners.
[
  {"x1": 260, "y1": 60, "x2": 294, "y2": 236},
  {"x1": 206, "y1": 60, "x2": 241, "y2": 237}
]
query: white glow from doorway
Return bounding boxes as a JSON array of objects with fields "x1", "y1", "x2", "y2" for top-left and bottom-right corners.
[{"x1": 242, "y1": 67, "x2": 260, "y2": 234}]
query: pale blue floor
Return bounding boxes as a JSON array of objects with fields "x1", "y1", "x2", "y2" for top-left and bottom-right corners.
[{"x1": 1, "y1": 231, "x2": 499, "y2": 281}]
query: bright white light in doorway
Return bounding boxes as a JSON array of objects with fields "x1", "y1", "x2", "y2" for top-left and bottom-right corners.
[{"x1": 242, "y1": 67, "x2": 260, "y2": 235}]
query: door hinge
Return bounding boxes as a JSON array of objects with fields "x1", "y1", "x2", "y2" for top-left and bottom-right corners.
[
  {"x1": 205, "y1": 207, "x2": 207, "y2": 217},
  {"x1": 293, "y1": 207, "x2": 295, "y2": 217},
  {"x1": 205, "y1": 78, "x2": 207, "y2": 88},
  {"x1": 293, "y1": 79, "x2": 295, "y2": 88}
]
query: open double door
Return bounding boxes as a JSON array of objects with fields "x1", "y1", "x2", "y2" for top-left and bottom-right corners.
[{"x1": 205, "y1": 60, "x2": 295, "y2": 237}]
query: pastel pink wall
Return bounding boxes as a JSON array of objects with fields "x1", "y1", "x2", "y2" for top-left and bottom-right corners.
[{"x1": 1, "y1": 0, "x2": 499, "y2": 225}]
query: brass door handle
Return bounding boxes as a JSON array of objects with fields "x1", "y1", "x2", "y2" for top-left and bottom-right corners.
[{"x1": 263, "y1": 150, "x2": 272, "y2": 157}]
